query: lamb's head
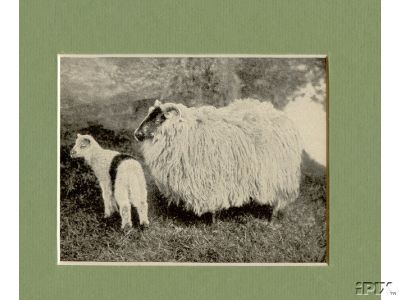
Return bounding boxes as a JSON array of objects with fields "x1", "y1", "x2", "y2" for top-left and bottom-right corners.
[
  {"x1": 134, "y1": 100, "x2": 183, "y2": 142},
  {"x1": 70, "y1": 134, "x2": 96, "y2": 158}
]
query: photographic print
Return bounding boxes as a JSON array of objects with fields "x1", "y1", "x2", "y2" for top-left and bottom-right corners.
[{"x1": 58, "y1": 55, "x2": 328, "y2": 264}]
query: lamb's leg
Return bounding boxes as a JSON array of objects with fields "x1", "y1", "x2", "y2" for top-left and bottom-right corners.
[
  {"x1": 99, "y1": 181, "x2": 113, "y2": 218},
  {"x1": 119, "y1": 205, "x2": 132, "y2": 229},
  {"x1": 129, "y1": 178, "x2": 149, "y2": 229},
  {"x1": 136, "y1": 199, "x2": 150, "y2": 229},
  {"x1": 115, "y1": 186, "x2": 132, "y2": 229}
]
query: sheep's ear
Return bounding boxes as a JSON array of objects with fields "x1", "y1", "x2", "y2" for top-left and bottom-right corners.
[
  {"x1": 164, "y1": 105, "x2": 181, "y2": 119},
  {"x1": 154, "y1": 99, "x2": 162, "y2": 107}
]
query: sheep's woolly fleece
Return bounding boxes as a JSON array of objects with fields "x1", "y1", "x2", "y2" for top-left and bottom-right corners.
[{"x1": 140, "y1": 99, "x2": 303, "y2": 216}]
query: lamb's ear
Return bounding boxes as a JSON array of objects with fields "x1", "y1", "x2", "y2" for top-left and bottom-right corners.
[
  {"x1": 80, "y1": 138, "x2": 91, "y2": 148},
  {"x1": 164, "y1": 104, "x2": 181, "y2": 119},
  {"x1": 154, "y1": 99, "x2": 162, "y2": 107},
  {"x1": 77, "y1": 133, "x2": 81, "y2": 137}
]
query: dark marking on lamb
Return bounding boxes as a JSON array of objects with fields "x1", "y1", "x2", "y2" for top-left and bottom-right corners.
[{"x1": 109, "y1": 154, "x2": 134, "y2": 195}]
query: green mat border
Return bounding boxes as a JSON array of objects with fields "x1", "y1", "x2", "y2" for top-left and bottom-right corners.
[{"x1": 20, "y1": 1, "x2": 380, "y2": 299}]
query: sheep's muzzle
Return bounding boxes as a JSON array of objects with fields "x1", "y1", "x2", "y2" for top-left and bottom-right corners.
[{"x1": 134, "y1": 129, "x2": 145, "y2": 142}]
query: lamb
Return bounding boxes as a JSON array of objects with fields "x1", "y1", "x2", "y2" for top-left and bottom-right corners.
[
  {"x1": 134, "y1": 99, "x2": 303, "y2": 220},
  {"x1": 70, "y1": 134, "x2": 149, "y2": 229}
]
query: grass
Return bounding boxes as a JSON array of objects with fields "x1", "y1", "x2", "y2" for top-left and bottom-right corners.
[{"x1": 59, "y1": 125, "x2": 327, "y2": 263}]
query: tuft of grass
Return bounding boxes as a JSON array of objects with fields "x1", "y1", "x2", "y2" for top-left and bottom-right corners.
[{"x1": 60, "y1": 126, "x2": 327, "y2": 263}]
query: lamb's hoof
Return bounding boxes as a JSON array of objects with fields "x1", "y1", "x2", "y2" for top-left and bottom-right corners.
[
  {"x1": 104, "y1": 213, "x2": 111, "y2": 219},
  {"x1": 121, "y1": 223, "x2": 133, "y2": 231},
  {"x1": 139, "y1": 222, "x2": 150, "y2": 231},
  {"x1": 140, "y1": 219, "x2": 149, "y2": 230}
]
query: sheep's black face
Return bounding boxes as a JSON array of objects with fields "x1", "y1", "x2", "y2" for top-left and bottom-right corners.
[{"x1": 135, "y1": 106, "x2": 166, "y2": 142}]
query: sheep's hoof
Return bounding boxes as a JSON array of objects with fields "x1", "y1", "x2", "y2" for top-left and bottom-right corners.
[
  {"x1": 104, "y1": 213, "x2": 111, "y2": 219},
  {"x1": 272, "y1": 209, "x2": 284, "y2": 220}
]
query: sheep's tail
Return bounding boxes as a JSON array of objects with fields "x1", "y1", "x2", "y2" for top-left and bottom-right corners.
[{"x1": 284, "y1": 98, "x2": 327, "y2": 166}]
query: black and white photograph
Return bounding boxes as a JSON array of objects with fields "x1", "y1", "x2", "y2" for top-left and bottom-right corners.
[{"x1": 58, "y1": 55, "x2": 328, "y2": 264}]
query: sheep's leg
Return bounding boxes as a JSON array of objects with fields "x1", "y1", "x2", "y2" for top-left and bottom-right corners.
[
  {"x1": 205, "y1": 212, "x2": 216, "y2": 224},
  {"x1": 99, "y1": 181, "x2": 113, "y2": 218},
  {"x1": 272, "y1": 207, "x2": 284, "y2": 220}
]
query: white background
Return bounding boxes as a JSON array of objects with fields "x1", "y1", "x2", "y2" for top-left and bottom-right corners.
[
  {"x1": 0, "y1": 1, "x2": 18, "y2": 299},
  {"x1": 0, "y1": 1, "x2": 398, "y2": 299},
  {"x1": 381, "y1": 1, "x2": 400, "y2": 299}
]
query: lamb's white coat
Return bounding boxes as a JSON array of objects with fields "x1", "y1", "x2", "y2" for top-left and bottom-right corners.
[
  {"x1": 137, "y1": 99, "x2": 303, "y2": 216},
  {"x1": 71, "y1": 134, "x2": 149, "y2": 228}
]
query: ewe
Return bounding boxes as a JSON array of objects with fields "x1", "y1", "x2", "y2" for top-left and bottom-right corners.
[
  {"x1": 70, "y1": 134, "x2": 149, "y2": 229},
  {"x1": 134, "y1": 99, "x2": 303, "y2": 220}
]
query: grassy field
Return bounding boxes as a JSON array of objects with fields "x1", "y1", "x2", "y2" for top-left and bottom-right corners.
[{"x1": 59, "y1": 123, "x2": 327, "y2": 263}]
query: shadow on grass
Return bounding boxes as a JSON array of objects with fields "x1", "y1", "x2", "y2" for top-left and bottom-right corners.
[{"x1": 149, "y1": 182, "x2": 278, "y2": 226}]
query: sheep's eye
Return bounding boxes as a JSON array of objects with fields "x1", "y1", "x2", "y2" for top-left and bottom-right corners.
[
  {"x1": 80, "y1": 143, "x2": 87, "y2": 149},
  {"x1": 156, "y1": 116, "x2": 165, "y2": 124}
]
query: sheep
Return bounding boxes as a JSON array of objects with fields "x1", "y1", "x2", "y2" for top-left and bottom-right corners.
[
  {"x1": 134, "y1": 99, "x2": 303, "y2": 220},
  {"x1": 70, "y1": 134, "x2": 149, "y2": 229}
]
